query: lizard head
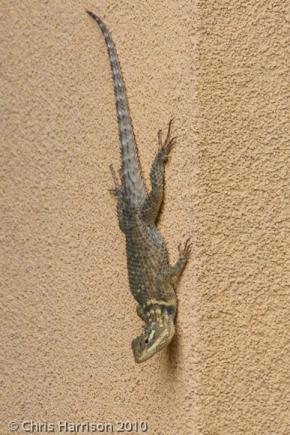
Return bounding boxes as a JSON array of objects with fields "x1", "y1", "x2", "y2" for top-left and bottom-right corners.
[{"x1": 131, "y1": 306, "x2": 175, "y2": 363}]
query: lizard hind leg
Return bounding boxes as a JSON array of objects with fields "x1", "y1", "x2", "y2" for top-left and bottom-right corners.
[
  {"x1": 108, "y1": 164, "x2": 127, "y2": 232},
  {"x1": 108, "y1": 163, "x2": 122, "y2": 197},
  {"x1": 141, "y1": 119, "x2": 177, "y2": 223}
]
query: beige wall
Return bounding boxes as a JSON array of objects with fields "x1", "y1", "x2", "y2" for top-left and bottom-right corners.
[{"x1": 1, "y1": 1, "x2": 288, "y2": 434}]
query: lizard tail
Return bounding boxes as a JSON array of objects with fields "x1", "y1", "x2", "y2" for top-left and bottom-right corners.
[{"x1": 87, "y1": 11, "x2": 146, "y2": 207}]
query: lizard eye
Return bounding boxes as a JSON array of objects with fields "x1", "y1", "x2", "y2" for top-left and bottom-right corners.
[{"x1": 144, "y1": 328, "x2": 155, "y2": 345}]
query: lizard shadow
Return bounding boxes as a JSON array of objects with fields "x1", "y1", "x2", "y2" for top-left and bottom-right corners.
[{"x1": 167, "y1": 332, "x2": 179, "y2": 370}]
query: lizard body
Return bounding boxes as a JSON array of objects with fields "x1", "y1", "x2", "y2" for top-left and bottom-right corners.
[{"x1": 87, "y1": 11, "x2": 191, "y2": 363}]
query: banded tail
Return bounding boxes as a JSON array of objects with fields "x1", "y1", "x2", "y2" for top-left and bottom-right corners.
[{"x1": 87, "y1": 11, "x2": 145, "y2": 206}]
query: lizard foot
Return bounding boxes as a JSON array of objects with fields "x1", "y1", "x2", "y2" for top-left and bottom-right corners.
[
  {"x1": 157, "y1": 118, "x2": 177, "y2": 162},
  {"x1": 108, "y1": 163, "x2": 121, "y2": 197},
  {"x1": 178, "y1": 237, "x2": 192, "y2": 262}
]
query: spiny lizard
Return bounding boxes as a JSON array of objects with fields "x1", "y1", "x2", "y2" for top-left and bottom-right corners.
[{"x1": 87, "y1": 11, "x2": 191, "y2": 363}]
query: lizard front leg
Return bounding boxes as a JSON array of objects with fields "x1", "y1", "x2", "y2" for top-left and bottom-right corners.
[
  {"x1": 141, "y1": 119, "x2": 176, "y2": 223},
  {"x1": 166, "y1": 237, "x2": 192, "y2": 284}
]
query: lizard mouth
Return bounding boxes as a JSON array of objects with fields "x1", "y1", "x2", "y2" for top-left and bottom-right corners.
[{"x1": 131, "y1": 310, "x2": 175, "y2": 363}]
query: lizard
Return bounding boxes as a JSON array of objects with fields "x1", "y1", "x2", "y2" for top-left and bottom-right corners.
[{"x1": 87, "y1": 11, "x2": 191, "y2": 363}]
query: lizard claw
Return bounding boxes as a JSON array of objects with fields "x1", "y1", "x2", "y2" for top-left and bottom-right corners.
[
  {"x1": 109, "y1": 187, "x2": 119, "y2": 197},
  {"x1": 178, "y1": 237, "x2": 192, "y2": 260},
  {"x1": 157, "y1": 119, "x2": 176, "y2": 161},
  {"x1": 109, "y1": 164, "x2": 121, "y2": 197}
]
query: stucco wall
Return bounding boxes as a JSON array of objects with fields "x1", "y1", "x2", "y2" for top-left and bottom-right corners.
[{"x1": 1, "y1": 1, "x2": 289, "y2": 434}]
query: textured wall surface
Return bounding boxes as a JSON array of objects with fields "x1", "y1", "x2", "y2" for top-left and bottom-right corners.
[{"x1": 1, "y1": 1, "x2": 289, "y2": 434}]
